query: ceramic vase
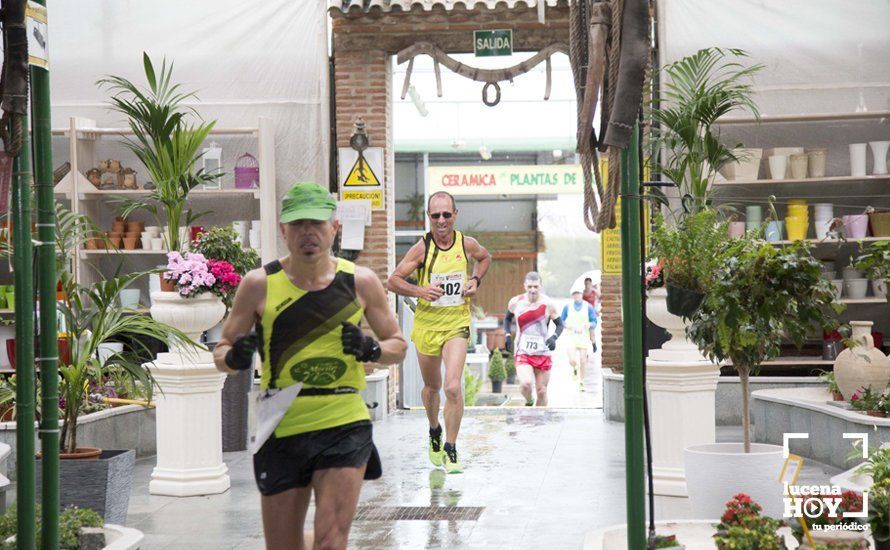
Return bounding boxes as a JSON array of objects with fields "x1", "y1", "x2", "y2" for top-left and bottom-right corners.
[
  {"x1": 869, "y1": 141, "x2": 890, "y2": 175},
  {"x1": 850, "y1": 143, "x2": 867, "y2": 177},
  {"x1": 833, "y1": 320, "x2": 890, "y2": 400},
  {"x1": 150, "y1": 292, "x2": 225, "y2": 355}
]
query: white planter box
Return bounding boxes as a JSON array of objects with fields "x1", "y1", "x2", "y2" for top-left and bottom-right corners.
[{"x1": 361, "y1": 369, "x2": 389, "y2": 421}]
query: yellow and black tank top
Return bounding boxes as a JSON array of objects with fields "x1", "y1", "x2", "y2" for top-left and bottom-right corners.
[
  {"x1": 257, "y1": 258, "x2": 369, "y2": 437},
  {"x1": 414, "y1": 230, "x2": 471, "y2": 332}
]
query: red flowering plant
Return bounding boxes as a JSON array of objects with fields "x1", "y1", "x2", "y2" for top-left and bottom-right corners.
[
  {"x1": 850, "y1": 386, "x2": 880, "y2": 412},
  {"x1": 714, "y1": 493, "x2": 785, "y2": 549},
  {"x1": 645, "y1": 261, "x2": 665, "y2": 291},
  {"x1": 790, "y1": 490, "x2": 864, "y2": 542},
  {"x1": 163, "y1": 252, "x2": 242, "y2": 310},
  {"x1": 719, "y1": 493, "x2": 763, "y2": 528}
]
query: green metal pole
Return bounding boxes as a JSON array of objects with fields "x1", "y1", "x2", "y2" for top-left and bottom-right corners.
[
  {"x1": 620, "y1": 125, "x2": 646, "y2": 549},
  {"x1": 12, "y1": 117, "x2": 36, "y2": 549},
  {"x1": 30, "y1": 0, "x2": 60, "y2": 544}
]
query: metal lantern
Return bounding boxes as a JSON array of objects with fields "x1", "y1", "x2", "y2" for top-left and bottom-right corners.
[{"x1": 234, "y1": 153, "x2": 259, "y2": 189}]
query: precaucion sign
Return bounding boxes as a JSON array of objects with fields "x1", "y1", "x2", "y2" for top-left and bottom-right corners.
[
  {"x1": 474, "y1": 30, "x2": 512, "y2": 57},
  {"x1": 428, "y1": 164, "x2": 583, "y2": 196},
  {"x1": 26, "y1": 2, "x2": 48, "y2": 69},
  {"x1": 339, "y1": 147, "x2": 384, "y2": 210}
]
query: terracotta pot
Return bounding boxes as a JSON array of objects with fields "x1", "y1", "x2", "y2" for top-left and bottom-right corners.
[
  {"x1": 126, "y1": 222, "x2": 144, "y2": 233},
  {"x1": 93, "y1": 238, "x2": 106, "y2": 250},
  {"x1": 44, "y1": 447, "x2": 102, "y2": 460},
  {"x1": 122, "y1": 237, "x2": 138, "y2": 250},
  {"x1": 866, "y1": 410, "x2": 888, "y2": 417},
  {"x1": 834, "y1": 320, "x2": 890, "y2": 400},
  {"x1": 124, "y1": 231, "x2": 140, "y2": 239},
  {"x1": 107, "y1": 237, "x2": 122, "y2": 249},
  {"x1": 84, "y1": 239, "x2": 98, "y2": 250},
  {"x1": 159, "y1": 278, "x2": 176, "y2": 292},
  {"x1": 870, "y1": 211, "x2": 890, "y2": 237},
  {"x1": 108, "y1": 231, "x2": 123, "y2": 239},
  {"x1": 832, "y1": 391, "x2": 844, "y2": 401},
  {"x1": 111, "y1": 223, "x2": 125, "y2": 233}
]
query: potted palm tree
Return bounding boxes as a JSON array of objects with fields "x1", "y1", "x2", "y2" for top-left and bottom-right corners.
[
  {"x1": 98, "y1": 53, "x2": 220, "y2": 253},
  {"x1": 651, "y1": 47, "x2": 762, "y2": 214},
  {"x1": 684, "y1": 239, "x2": 841, "y2": 519}
]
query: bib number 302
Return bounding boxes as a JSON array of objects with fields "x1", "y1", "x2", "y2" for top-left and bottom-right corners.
[{"x1": 430, "y1": 272, "x2": 465, "y2": 307}]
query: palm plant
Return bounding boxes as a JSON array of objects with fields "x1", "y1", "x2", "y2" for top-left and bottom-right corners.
[
  {"x1": 57, "y1": 271, "x2": 192, "y2": 453},
  {"x1": 97, "y1": 53, "x2": 219, "y2": 252},
  {"x1": 651, "y1": 47, "x2": 762, "y2": 214}
]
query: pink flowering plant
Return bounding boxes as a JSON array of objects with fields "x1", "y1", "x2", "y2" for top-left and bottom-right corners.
[{"x1": 163, "y1": 251, "x2": 242, "y2": 308}]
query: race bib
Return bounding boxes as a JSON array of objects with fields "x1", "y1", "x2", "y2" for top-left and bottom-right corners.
[
  {"x1": 519, "y1": 334, "x2": 546, "y2": 354},
  {"x1": 571, "y1": 326, "x2": 585, "y2": 336},
  {"x1": 429, "y1": 272, "x2": 465, "y2": 307}
]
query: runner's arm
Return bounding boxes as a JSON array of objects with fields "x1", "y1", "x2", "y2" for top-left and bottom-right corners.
[
  {"x1": 588, "y1": 303, "x2": 598, "y2": 340},
  {"x1": 213, "y1": 268, "x2": 266, "y2": 375},
  {"x1": 463, "y1": 237, "x2": 491, "y2": 295},
  {"x1": 356, "y1": 267, "x2": 408, "y2": 365},
  {"x1": 548, "y1": 303, "x2": 564, "y2": 338},
  {"x1": 504, "y1": 297, "x2": 517, "y2": 351},
  {"x1": 386, "y1": 240, "x2": 444, "y2": 302}
]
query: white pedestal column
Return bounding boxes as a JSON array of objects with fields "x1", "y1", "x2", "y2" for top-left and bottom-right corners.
[
  {"x1": 647, "y1": 358, "x2": 720, "y2": 497},
  {"x1": 147, "y1": 349, "x2": 231, "y2": 496}
]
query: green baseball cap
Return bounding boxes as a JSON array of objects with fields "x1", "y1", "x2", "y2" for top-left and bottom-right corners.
[{"x1": 279, "y1": 183, "x2": 337, "y2": 223}]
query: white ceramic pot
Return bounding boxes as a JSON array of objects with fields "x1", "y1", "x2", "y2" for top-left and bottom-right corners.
[
  {"x1": 119, "y1": 289, "x2": 141, "y2": 309},
  {"x1": 831, "y1": 279, "x2": 844, "y2": 300},
  {"x1": 834, "y1": 320, "x2": 890, "y2": 400},
  {"x1": 768, "y1": 155, "x2": 787, "y2": 180},
  {"x1": 645, "y1": 288, "x2": 706, "y2": 362},
  {"x1": 684, "y1": 442, "x2": 786, "y2": 519},
  {"x1": 872, "y1": 279, "x2": 888, "y2": 300},
  {"x1": 850, "y1": 143, "x2": 867, "y2": 177},
  {"x1": 843, "y1": 278, "x2": 868, "y2": 299},
  {"x1": 869, "y1": 141, "x2": 890, "y2": 175},
  {"x1": 97, "y1": 342, "x2": 124, "y2": 367},
  {"x1": 842, "y1": 266, "x2": 864, "y2": 281},
  {"x1": 150, "y1": 292, "x2": 226, "y2": 354}
]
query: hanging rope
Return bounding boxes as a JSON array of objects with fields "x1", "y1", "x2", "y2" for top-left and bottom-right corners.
[{"x1": 596, "y1": 0, "x2": 625, "y2": 231}]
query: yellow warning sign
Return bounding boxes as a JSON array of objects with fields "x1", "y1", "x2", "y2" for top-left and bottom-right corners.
[
  {"x1": 343, "y1": 155, "x2": 381, "y2": 187},
  {"x1": 342, "y1": 190, "x2": 383, "y2": 209}
]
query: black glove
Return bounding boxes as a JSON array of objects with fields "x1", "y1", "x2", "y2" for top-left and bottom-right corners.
[
  {"x1": 505, "y1": 333, "x2": 513, "y2": 353},
  {"x1": 592, "y1": 343, "x2": 598, "y2": 353},
  {"x1": 546, "y1": 335, "x2": 558, "y2": 351},
  {"x1": 225, "y1": 332, "x2": 258, "y2": 371},
  {"x1": 341, "y1": 321, "x2": 381, "y2": 362}
]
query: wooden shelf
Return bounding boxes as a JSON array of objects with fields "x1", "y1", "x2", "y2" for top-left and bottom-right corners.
[
  {"x1": 840, "y1": 298, "x2": 887, "y2": 304},
  {"x1": 53, "y1": 126, "x2": 259, "y2": 137},
  {"x1": 716, "y1": 110, "x2": 890, "y2": 125},
  {"x1": 61, "y1": 187, "x2": 260, "y2": 200},
  {"x1": 770, "y1": 237, "x2": 889, "y2": 246},
  {"x1": 79, "y1": 249, "x2": 168, "y2": 258},
  {"x1": 715, "y1": 174, "x2": 890, "y2": 186}
]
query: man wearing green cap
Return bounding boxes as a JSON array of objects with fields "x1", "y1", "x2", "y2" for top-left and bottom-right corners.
[{"x1": 214, "y1": 182, "x2": 407, "y2": 550}]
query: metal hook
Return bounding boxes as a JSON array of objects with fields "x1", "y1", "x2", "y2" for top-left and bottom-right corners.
[{"x1": 482, "y1": 82, "x2": 501, "y2": 107}]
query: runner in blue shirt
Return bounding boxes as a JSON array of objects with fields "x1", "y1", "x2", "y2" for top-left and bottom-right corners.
[{"x1": 561, "y1": 290, "x2": 597, "y2": 390}]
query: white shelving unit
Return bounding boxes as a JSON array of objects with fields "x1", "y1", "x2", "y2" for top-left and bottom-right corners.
[
  {"x1": 53, "y1": 116, "x2": 277, "y2": 301},
  {"x1": 713, "y1": 110, "x2": 890, "y2": 368}
]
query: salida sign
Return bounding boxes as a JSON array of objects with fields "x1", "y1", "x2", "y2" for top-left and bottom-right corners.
[
  {"x1": 427, "y1": 165, "x2": 583, "y2": 196},
  {"x1": 474, "y1": 30, "x2": 513, "y2": 57}
]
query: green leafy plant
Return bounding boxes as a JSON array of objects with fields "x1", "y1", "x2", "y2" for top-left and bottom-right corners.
[
  {"x1": 488, "y1": 351, "x2": 506, "y2": 382},
  {"x1": 687, "y1": 240, "x2": 841, "y2": 452},
  {"x1": 651, "y1": 47, "x2": 762, "y2": 213},
  {"x1": 192, "y1": 225, "x2": 259, "y2": 276},
  {"x1": 868, "y1": 480, "x2": 890, "y2": 544},
  {"x1": 653, "y1": 534, "x2": 683, "y2": 548},
  {"x1": 98, "y1": 53, "x2": 219, "y2": 252},
  {"x1": 0, "y1": 504, "x2": 103, "y2": 549},
  {"x1": 817, "y1": 370, "x2": 842, "y2": 398},
  {"x1": 463, "y1": 368, "x2": 483, "y2": 406},
  {"x1": 406, "y1": 192, "x2": 425, "y2": 223},
  {"x1": 650, "y1": 209, "x2": 730, "y2": 298},
  {"x1": 855, "y1": 241, "x2": 890, "y2": 302},
  {"x1": 505, "y1": 355, "x2": 516, "y2": 380},
  {"x1": 713, "y1": 494, "x2": 784, "y2": 550},
  {"x1": 849, "y1": 386, "x2": 880, "y2": 412},
  {"x1": 853, "y1": 445, "x2": 890, "y2": 484}
]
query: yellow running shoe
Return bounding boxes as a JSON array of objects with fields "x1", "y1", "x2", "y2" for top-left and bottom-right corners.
[
  {"x1": 429, "y1": 429, "x2": 444, "y2": 467},
  {"x1": 443, "y1": 445, "x2": 463, "y2": 474}
]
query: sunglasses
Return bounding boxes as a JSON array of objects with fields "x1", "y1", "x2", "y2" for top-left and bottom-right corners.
[{"x1": 429, "y1": 212, "x2": 453, "y2": 220}]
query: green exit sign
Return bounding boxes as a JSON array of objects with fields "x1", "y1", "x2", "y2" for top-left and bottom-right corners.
[{"x1": 474, "y1": 29, "x2": 513, "y2": 57}]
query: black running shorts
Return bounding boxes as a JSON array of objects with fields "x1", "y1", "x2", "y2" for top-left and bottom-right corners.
[{"x1": 253, "y1": 420, "x2": 382, "y2": 496}]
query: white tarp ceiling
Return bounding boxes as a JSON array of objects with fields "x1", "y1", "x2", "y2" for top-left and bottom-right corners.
[
  {"x1": 46, "y1": 0, "x2": 330, "y2": 196},
  {"x1": 658, "y1": 0, "x2": 890, "y2": 115}
]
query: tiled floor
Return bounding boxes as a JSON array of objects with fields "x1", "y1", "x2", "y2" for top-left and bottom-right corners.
[{"x1": 124, "y1": 408, "x2": 838, "y2": 549}]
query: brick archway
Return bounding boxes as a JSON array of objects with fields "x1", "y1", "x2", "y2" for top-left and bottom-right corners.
[{"x1": 329, "y1": 0, "x2": 623, "y2": 372}]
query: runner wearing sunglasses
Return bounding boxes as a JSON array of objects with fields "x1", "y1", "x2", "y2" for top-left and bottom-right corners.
[{"x1": 387, "y1": 191, "x2": 491, "y2": 473}]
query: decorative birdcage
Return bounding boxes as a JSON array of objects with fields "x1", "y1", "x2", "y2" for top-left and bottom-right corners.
[{"x1": 234, "y1": 153, "x2": 259, "y2": 189}]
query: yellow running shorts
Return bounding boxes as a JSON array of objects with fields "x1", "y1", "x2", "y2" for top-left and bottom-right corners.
[{"x1": 411, "y1": 326, "x2": 470, "y2": 357}]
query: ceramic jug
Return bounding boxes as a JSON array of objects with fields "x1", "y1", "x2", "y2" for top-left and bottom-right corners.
[{"x1": 834, "y1": 320, "x2": 890, "y2": 400}]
